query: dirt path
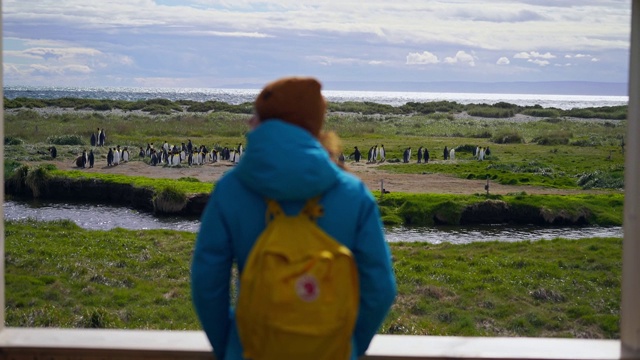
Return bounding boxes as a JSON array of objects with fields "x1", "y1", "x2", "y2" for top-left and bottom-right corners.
[{"x1": 38, "y1": 158, "x2": 605, "y2": 196}]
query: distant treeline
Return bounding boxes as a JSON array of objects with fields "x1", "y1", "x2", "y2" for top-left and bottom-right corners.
[{"x1": 3, "y1": 97, "x2": 628, "y2": 120}]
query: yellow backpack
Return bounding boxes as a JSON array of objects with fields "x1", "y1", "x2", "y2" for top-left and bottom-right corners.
[{"x1": 236, "y1": 197, "x2": 359, "y2": 360}]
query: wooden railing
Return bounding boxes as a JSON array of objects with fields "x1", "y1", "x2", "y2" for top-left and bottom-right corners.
[{"x1": 0, "y1": 328, "x2": 623, "y2": 360}]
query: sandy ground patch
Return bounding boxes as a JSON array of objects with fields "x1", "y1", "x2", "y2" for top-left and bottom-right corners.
[{"x1": 38, "y1": 158, "x2": 604, "y2": 196}]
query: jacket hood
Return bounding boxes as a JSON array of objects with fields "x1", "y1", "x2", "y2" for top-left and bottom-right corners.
[{"x1": 234, "y1": 120, "x2": 340, "y2": 201}]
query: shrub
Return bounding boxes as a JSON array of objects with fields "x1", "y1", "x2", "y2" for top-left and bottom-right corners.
[
  {"x1": 470, "y1": 131, "x2": 492, "y2": 138},
  {"x1": 47, "y1": 135, "x2": 84, "y2": 146},
  {"x1": 141, "y1": 104, "x2": 174, "y2": 115},
  {"x1": 577, "y1": 171, "x2": 624, "y2": 190},
  {"x1": 466, "y1": 106, "x2": 514, "y2": 118},
  {"x1": 533, "y1": 131, "x2": 572, "y2": 145},
  {"x1": 5, "y1": 136, "x2": 24, "y2": 145},
  {"x1": 491, "y1": 130, "x2": 524, "y2": 144},
  {"x1": 571, "y1": 137, "x2": 602, "y2": 147},
  {"x1": 454, "y1": 144, "x2": 477, "y2": 153},
  {"x1": 522, "y1": 108, "x2": 561, "y2": 118}
]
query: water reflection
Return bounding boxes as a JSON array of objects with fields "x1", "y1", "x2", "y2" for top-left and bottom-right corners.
[
  {"x1": 3, "y1": 200, "x2": 623, "y2": 244},
  {"x1": 384, "y1": 225, "x2": 623, "y2": 244}
]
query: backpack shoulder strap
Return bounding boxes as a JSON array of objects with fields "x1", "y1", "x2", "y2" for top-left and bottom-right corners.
[
  {"x1": 264, "y1": 196, "x2": 324, "y2": 223},
  {"x1": 300, "y1": 196, "x2": 324, "y2": 221},
  {"x1": 265, "y1": 198, "x2": 284, "y2": 223}
]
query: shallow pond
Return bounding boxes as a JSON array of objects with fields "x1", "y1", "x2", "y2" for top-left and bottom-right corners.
[{"x1": 3, "y1": 200, "x2": 623, "y2": 244}]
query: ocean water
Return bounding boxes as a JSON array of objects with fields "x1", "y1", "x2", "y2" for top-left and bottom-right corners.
[{"x1": 3, "y1": 86, "x2": 628, "y2": 110}]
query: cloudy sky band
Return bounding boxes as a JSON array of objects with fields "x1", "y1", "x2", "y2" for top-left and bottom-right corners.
[{"x1": 2, "y1": 0, "x2": 632, "y2": 91}]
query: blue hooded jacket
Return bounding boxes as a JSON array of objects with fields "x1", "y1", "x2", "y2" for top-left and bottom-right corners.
[{"x1": 191, "y1": 120, "x2": 397, "y2": 360}]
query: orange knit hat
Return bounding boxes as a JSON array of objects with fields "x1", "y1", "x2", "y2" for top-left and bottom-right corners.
[{"x1": 254, "y1": 77, "x2": 326, "y2": 137}]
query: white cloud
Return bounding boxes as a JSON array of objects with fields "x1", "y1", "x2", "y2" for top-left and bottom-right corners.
[
  {"x1": 30, "y1": 64, "x2": 93, "y2": 75},
  {"x1": 406, "y1": 51, "x2": 439, "y2": 65},
  {"x1": 591, "y1": 58, "x2": 599, "y2": 62},
  {"x1": 496, "y1": 56, "x2": 510, "y2": 65},
  {"x1": 23, "y1": 47, "x2": 102, "y2": 60},
  {"x1": 575, "y1": 53, "x2": 591, "y2": 58},
  {"x1": 191, "y1": 30, "x2": 272, "y2": 38},
  {"x1": 444, "y1": 50, "x2": 476, "y2": 66},
  {"x1": 308, "y1": 55, "x2": 385, "y2": 67},
  {"x1": 513, "y1": 51, "x2": 556, "y2": 59},
  {"x1": 565, "y1": 54, "x2": 572, "y2": 58},
  {"x1": 527, "y1": 59, "x2": 550, "y2": 66}
]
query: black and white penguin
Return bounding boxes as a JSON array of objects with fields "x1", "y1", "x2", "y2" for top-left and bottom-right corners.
[
  {"x1": 353, "y1": 146, "x2": 361, "y2": 162},
  {"x1": 187, "y1": 139, "x2": 193, "y2": 154},
  {"x1": 150, "y1": 150, "x2": 158, "y2": 166},
  {"x1": 450, "y1": 148, "x2": 456, "y2": 160},
  {"x1": 75, "y1": 150, "x2": 87, "y2": 168},
  {"x1": 49, "y1": 146, "x2": 57, "y2": 159},
  {"x1": 90, "y1": 132, "x2": 96, "y2": 147},
  {"x1": 122, "y1": 147, "x2": 129, "y2": 162},
  {"x1": 173, "y1": 149, "x2": 181, "y2": 166},
  {"x1": 443, "y1": 146, "x2": 449, "y2": 160},
  {"x1": 113, "y1": 145, "x2": 121, "y2": 165},
  {"x1": 99, "y1": 129, "x2": 106, "y2": 147},
  {"x1": 417, "y1": 146, "x2": 423, "y2": 163},
  {"x1": 379, "y1": 145, "x2": 386, "y2": 162},
  {"x1": 237, "y1": 143, "x2": 243, "y2": 157},
  {"x1": 107, "y1": 148, "x2": 114, "y2": 166},
  {"x1": 403, "y1": 147, "x2": 411, "y2": 163},
  {"x1": 424, "y1": 148, "x2": 430, "y2": 163},
  {"x1": 139, "y1": 147, "x2": 145, "y2": 158},
  {"x1": 88, "y1": 149, "x2": 95, "y2": 168}
]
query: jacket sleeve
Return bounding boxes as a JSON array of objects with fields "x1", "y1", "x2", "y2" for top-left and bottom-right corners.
[
  {"x1": 351, "y1": 192, "x2": 397, "y2": 356},
  {"x1": 191, "y1": 192, "x2": 233, "y2": 360}
]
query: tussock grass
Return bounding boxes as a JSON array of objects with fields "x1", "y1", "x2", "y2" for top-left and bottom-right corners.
[
  {"x1": 24, "y1": 165, "x2": 51, "y2": 198},
  {"x1": 153, "y1": 185, "x2": 188, "y2": 214}
]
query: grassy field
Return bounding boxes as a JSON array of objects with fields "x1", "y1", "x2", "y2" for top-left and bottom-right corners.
[
  {"x1": 5, "y1": 220, "x2": 621, "y2": 338},
  {"x1": 3, "y1": 99, "x2": 626, "y2": 337}
]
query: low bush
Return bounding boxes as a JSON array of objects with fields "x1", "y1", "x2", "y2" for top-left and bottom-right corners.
[
  {"x1": 466, "y1": 106, "x2": 514, "y2": 118},
  {"x1": 577, "y1": 171, "x2": 624, "y2": 190},
  {"x1": 522, "y1": 109, "x2": 561, "y2": 118},
  {"x1": 491, "y1": 130, "x2": 524, "y2": 144},
  {"x1": 533, "y1": 131, "x2": 572, "y2": 145},
  {"x1": 47, "y1": 135, "x2": 84, "y2": 146},
  {"x1": 5, "y1": 136, "x2": 24, "y2": 145}
]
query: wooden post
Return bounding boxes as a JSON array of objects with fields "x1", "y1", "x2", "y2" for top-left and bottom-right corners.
[{"x1": 621, "y1": 1, "x2": 640, "y2": 357}]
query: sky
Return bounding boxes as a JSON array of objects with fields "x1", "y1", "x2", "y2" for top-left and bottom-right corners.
[{"x1": 1, "y1": 0, "x2": 633, "y2": 92}]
